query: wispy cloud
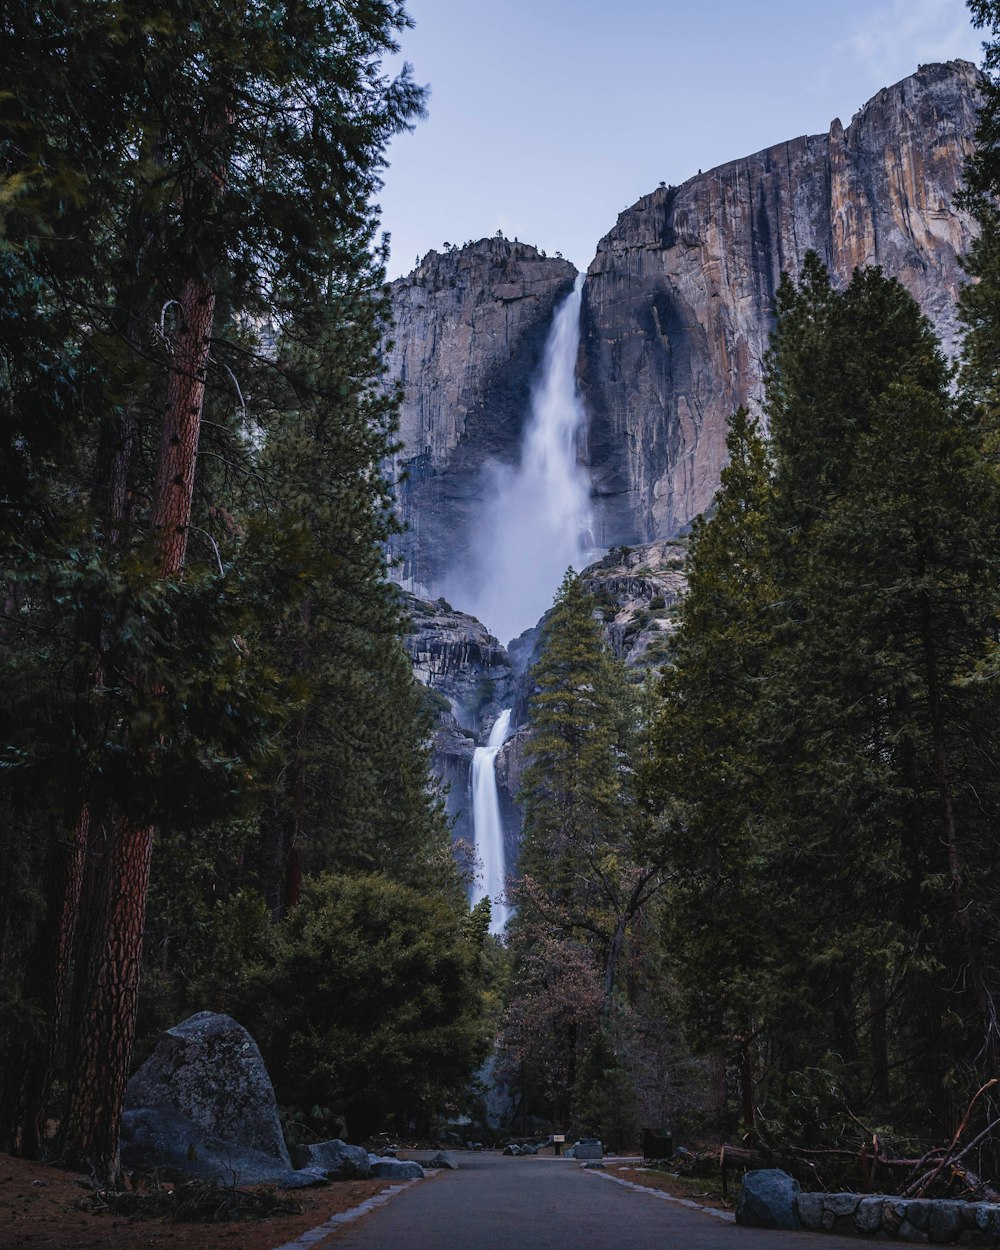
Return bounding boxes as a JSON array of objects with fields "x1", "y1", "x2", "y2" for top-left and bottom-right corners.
[{"x1": 839, "y1": 0, "x2": 982, "y2": 84}]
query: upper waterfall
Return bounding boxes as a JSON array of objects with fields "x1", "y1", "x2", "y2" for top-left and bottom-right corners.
[{"x1": 448, "y1": 274, "x2": 594, "y2": 646}]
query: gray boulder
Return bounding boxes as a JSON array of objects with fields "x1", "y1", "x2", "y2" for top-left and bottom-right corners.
[
  {"x1": 428, "y1": 1151, "x2": 458, "y2": 1170},
  {"x1": 123, "y1": 1012, "x2": 297, "y2": 1184},
  {"x1": 290, "y1": 1139, "x2": 371, "y2": 1180},
  {"x1": 736, "y1": 1169, "x2": 801, "y2": 1230},
  {"x1": 368, "y1": 1157, "x2": 424, "y2": 1180},
  {"x1": 121, "y1": 1107, "x2": 307, "y2": 1186}
]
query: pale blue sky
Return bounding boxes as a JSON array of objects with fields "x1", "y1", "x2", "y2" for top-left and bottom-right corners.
[{"x1": 378, "y1": 0, "x2": 983, "y2": 278}]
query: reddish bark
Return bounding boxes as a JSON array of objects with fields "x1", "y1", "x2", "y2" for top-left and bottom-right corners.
[
  {"x1": 62, "y1": 815, "x2": 154, "y2": 1180},
  {"x1": 151, "y1": 276, "x2": 216, "y2": 574},
  {"x1": 62, "y1": 272, "x2": 217, "y2": 1182}
]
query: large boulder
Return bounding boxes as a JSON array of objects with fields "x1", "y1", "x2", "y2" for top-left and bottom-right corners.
[
  {"x1": 736, "y1": 1169, "x2": 801, "y2": 1230},
  {"x1": 123, "y1": 1012, "x2": 294, "y2": 1183}
]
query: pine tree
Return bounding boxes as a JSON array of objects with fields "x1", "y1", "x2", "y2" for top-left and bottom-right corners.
[
  {"x1": 763, "y1": 259, "x2": 1000, "y2": 1128},
  {"x1": 0, "y1": 0, "x2": 425, "y2": 1180},
  {"x1": 646, "y1": 407, "x2": 776, "y2": 1132}
]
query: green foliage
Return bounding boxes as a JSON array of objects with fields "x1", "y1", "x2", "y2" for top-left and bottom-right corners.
[
  {"x1": 244, "y1": 873, "x2": 490, "y2": 1139},
  {"x1": 502, "y1": 571, "x2": 666, "y2": 1130},
  {"x1": 0, "y1": 0, "x2": 477, "y2": 1166},
  {"x1": 649, "y1": 255, "x2": 1000, "y2": 1145}
]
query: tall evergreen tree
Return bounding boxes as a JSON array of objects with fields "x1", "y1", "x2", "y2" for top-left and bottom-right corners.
[
  {"x1": 646, "y1": 407, "x2": 776, "y2": 1131},
  {"x1": 0, "y1": 0, "x2": 426, "y2": 1181},
  {"x1": 651, "y1": 256, "x2": 1000, "y2": 1143}
]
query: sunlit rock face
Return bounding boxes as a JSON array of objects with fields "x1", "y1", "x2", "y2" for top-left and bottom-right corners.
[
  {"x1": 580, "y1": 60, "x2": 980, "y2": 548},
  {"x1": 386, "y1": 238, "x2": 577, "y2": 595}
]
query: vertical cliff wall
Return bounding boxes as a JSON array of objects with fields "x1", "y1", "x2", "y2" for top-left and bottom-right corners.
[
  {"x1": 386, "y1": 238, "x2": 577, "y2": 594},
  {"x1": 580, "y1": 60, "x2": 981, "y2": 547}
]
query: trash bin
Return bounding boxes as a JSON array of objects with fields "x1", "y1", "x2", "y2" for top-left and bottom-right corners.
[{"x1": 642, "y1": 1128, "x2": 673, "y2": 1160}]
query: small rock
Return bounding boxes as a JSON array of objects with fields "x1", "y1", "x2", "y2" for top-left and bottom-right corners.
[
  {"x1": 280, "y1": 1167, "x2": 329, "y2": 1189},
  {"x1": 796, "y1": 1192, "x2": 824, "y2": 1230},
  {"x1": 369, "y1": 1158, "x2": 424, "y2": 1181},
  {"x1": 897, "y1": 1217, "x2": 931, "y2": 1243},
  {"x1": 428, "y1": 1151, "x2": 458, "y2": 1170},
  {"x1": 855, "y1": 1195, "x2": 884, "y2": 1234},
  {"x1": 928, "y1": 1201, "x2": 964, "y2": 1243}
]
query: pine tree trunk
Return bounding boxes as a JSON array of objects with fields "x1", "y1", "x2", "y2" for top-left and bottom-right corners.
[
  {"x1": 62, "y1": 274, "x2": 216, "y2": 1182},
  {"x1": 14, "y1": 811, "x2": 91, "y2": 1157},
  {"x1": 151, "y1": 276, "x2": 216, "y2": 573},
  {"x1": 62, "y1": 815, "x2": 153, "y2": 1180}
]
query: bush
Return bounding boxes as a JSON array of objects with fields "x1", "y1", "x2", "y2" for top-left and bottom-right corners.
[{"x1": 243, "y1": 873, "x2": 489, "y2": 1138}]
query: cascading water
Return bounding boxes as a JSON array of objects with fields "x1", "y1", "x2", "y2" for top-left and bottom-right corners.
[
  {"x1": 463, "y1": 274, "x2": 594, "y2": 936},
  {"x1": 471, "y1": 708, "x2": 513, "y2": 935},
  {"x1": 451, "y1": 273, "x2": 594, "y2": 648}
]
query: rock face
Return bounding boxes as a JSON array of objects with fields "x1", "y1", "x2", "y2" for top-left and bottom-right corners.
[
  {"x1": 123, "y1": 1012, "x2": 295, "y2": 1183},
  {"x1": 582, "y1": 540, "x2": 687, "y2": 668},
  {"x1": 386, "y1": 239, "x2": 577, "y2": 594},
  {"x1": 581, "y1": 61, "x2": 980, "y2": 547},
  {"x1": 402, "y1": 593, "x2": 518, "y2": 851}
]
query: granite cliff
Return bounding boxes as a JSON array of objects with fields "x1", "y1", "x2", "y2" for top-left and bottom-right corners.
[
  {"x1": 386, "y1": 239, "x2": 577, "y2": 594},
  {"x1": 385, "y1": 63, "x2": 980, "y2": 578},
  {"x1": 581, "y1": 60, "x2": 980, "y2": 545}
]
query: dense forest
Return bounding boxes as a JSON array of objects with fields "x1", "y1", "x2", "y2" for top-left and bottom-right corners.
[{"x1": 5, "y1": 0, "x2": 1000, "y2": 1199}]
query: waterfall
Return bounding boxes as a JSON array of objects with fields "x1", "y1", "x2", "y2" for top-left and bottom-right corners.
[
  {"x1": 471, "y1": 708, "x2": 513, "y2": 936},
  {"x1": 462, "y1": 274, "x2": 595, "y2": 936},
  {"x1": 452, "y1": 273, "x2": 594, "y2": 647}
]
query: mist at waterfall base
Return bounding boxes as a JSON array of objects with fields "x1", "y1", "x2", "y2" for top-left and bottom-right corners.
[
  {"x1": 470, "y1": 709, "x2": 513, "y2": 936},
  {"x1": 446, "y1": 275, "x2": 594, "y2": 649}
]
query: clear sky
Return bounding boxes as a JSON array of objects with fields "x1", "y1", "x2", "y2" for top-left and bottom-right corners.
[{"x1": 377, "y1": 0, "x2": 983, "y2": 279}]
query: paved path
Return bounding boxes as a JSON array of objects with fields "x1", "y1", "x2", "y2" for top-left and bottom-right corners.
[{"x1": 323, "y1": 1153, "x2": 871, "y2": 1250}]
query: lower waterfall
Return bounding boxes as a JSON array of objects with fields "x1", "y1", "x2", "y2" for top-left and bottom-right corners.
[{"x1": 471, "y1": 708, "x2": 513, "y2": 936}]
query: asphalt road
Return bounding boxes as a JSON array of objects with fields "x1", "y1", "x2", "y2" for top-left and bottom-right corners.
[{"x1": 326, "y1": 1152, "x2": 872, "y2": 1250}]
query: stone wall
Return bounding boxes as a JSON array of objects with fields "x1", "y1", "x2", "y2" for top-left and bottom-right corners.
[{"x1": 796, "y1": 1191, "x2": 1000, "y2": 1244}]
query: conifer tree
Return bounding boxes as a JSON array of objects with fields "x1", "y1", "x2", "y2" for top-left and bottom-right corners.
[
  {"x1": 646, "y1": 408, "x2": 776, "y2": 1131},
  {"x1": 0, "y1": 0, "x2": 425, "y2": 1180}
]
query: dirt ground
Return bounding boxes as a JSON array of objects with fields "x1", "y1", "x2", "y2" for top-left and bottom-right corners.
[
  {"x1": 0, "y1": 1152, "x2": 402, "y2": 1250},
  {"x1": 604, "y1": 1161, "x2": 735, "y2": 1212}
]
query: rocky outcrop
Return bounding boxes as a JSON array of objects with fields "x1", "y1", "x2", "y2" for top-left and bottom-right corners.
[
  {"x1": 402, "y1": 593, "x2": 517, "y2": 850},
  {"x1": 582, "y1": 540, "x2": 687, "y2": 668},
  {"x1": 582, "y1": 60, "x2": 980, "y2": 547},
  {"x1": 386, "y1": 238, "x2": 577, "y2": 594}
]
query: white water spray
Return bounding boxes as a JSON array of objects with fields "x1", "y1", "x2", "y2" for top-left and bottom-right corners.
[
  {"x1": 452, "y1": 274, "x2": 594, "y2": 647},
  {"x1": 471, "y1": 708, "x2": 513, "y2": 936}
]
